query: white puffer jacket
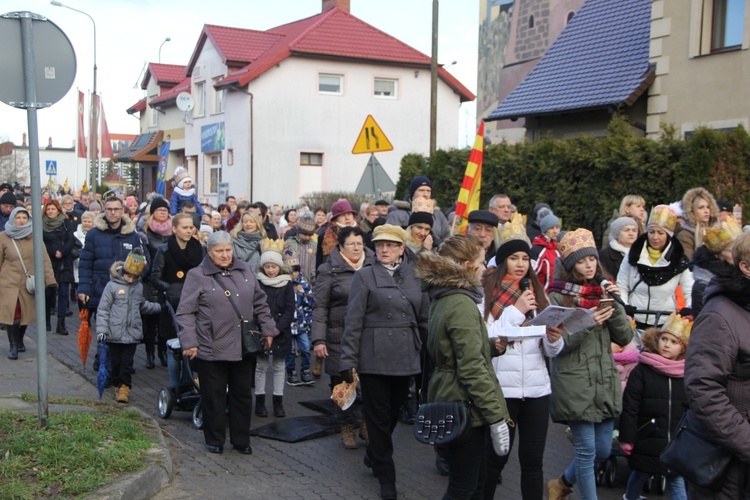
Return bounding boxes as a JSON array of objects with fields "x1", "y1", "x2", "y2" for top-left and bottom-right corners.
[{"x1": 479, "y1": 302, "x2": 564, "y2": 399}]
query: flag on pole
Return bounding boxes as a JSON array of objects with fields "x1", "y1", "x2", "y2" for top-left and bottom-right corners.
[
  {"x1": 63, "y1": 178, "x2": 69, "y2": 192},
  {"x1": 156, "y1": 142, "x2": 170, "y2": 196},
  {"x1": 82, "y1": 180, "x2": 89, "y2": 193},
  {"x1": 90, "y1": 92, "x2": 100, "y2": 170},
  {"x1": 99, "y1": 100, "x2": 114, "y2": 159},
  {"x1": 77, "y1": 91, "x2": 86, "y2": 158},
  {"x1": 455, "y1": 122, "x2": 485, "y2": 234}
]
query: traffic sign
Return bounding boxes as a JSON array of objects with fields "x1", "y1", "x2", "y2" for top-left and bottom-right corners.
[
  {"x1": 45, "y1": 160, "x2": 57, "y2": 176},
  {"x1": 352, "y1": 115, "x2": 393, "y2": 154}
]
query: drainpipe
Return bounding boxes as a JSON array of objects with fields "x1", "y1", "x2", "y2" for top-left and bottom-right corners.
[{"x1": 229, "y1": 86, "x2": 254, "y2": 201}]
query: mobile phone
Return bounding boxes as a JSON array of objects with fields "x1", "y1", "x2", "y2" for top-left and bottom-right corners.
[{"x1": 597, "y1": 298, "x2": 615, "y2": 310}]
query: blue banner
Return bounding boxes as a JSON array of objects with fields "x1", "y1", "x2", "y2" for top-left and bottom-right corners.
[
  {"x1": 201, "y1": 122, "x2": 225, "y2": 152},
  {"x1": 156, "y1": 141, "x2": 170, "y2": 196}
]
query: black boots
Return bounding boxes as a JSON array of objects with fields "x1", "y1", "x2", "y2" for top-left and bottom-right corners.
[
  {"x1": 273, "y1": 395, "x2": 285, "y2": 418},
  {"x1": 17, "y1": 326, "x2": 26, "y2": 352},
  {"x1": 6, "y1": 325, "x2": 18, "y2": 360},
  {"x1": 255, "y1": 395, "x2": 268, "y2": 417},
  {"x1": 158, "y1": 349, "x2": 167, "y2": 367},
  {"x1": 55, "y1": 317, "x2": 68, "y2": 336},
  {"x1": 145, "y1": 346, "x2": 155, "y2": 369}
]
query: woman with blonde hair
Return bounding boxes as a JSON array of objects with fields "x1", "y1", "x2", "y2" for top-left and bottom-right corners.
[
  {"x1": 676, "y1": 187, "x2": 720, "y2": 260},
  {"x1": 231, "y1": 211, "x2": 266, "y2": 271},
  {"x1": 602, "y1": 195, "x2": 647, "y2": 248}
]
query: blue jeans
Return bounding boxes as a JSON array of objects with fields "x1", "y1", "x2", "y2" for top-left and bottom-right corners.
[
  {"x1": 285, "y1": 332, "x2": 311, "y2": 372},
  {"x1": 563, "y1": 419, "x2": 616, "y2": 500},
  {"x1": 625, "y1": 471, "x2": 687, "y2": 500}
]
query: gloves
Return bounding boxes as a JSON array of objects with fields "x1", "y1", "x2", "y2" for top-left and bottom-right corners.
[
  {"x1": 624, "y1": 305, "x2": 637, "y2": 317},
  {"x1": 489, "y1": 420, "x2": 510, "y2": 457},
  {"x1": 620, "y1": 442, "x2": 633, "y2": 456},
  {"x1": 339, "y1": 369, "x2": 354, "y2": 384},
  {"x1": 97, "y1": 333, "x2": 107, "y2": 343}
]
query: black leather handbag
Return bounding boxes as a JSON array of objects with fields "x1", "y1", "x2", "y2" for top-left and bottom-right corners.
[
  {"x1": 213, "y1": 275, "x2": 263, "y2": 356},
  {"x1": 413, "y1": 401, "x2": 471, "y2": 446},
  {"x1": 659, "y1": 409, "x2": 733, "y2": 490}
]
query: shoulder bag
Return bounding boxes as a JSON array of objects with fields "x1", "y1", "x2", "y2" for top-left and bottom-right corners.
[
  {"x1": 11, "y1": 239, "x2": 35, "y2": 295},
  {"x1": 413, "y1": 400, "x2": 471, "y2": 446},
  {"x1": 211, "y1": 274, "x2": 262, "y2": 357}
]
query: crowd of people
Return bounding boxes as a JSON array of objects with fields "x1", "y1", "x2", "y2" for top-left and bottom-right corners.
[{"x1": 3, "y1": 172, "x2": 750, "y2": 500}]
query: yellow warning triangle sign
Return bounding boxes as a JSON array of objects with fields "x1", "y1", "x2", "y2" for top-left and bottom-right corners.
[{"x1": 352, "y1": 115, "x2": 394, "y2": 154}]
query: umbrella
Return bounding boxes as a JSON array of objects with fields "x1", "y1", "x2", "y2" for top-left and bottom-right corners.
[
  {"x1": 96, "y1": 341, "x2": 111, "y2": 399},
  {"x1": 77, "y1": 309, "x2": 92, "y2": 367}
]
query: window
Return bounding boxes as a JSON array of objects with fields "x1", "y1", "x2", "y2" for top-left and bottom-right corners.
[
  {"x1": 374, "y1": 78, "x2": 398, "y2": 98},
  {"x1": 209, "y1": 153, "x2": 221, "y2": 193},
  {"x1": 566, "y1": 11, "x2": 575, "y2": 25},
  {"x1": 712, "y1": 0, "x2": 745, "y2": 50},
  {"x1": 529, "y1": 15, "x2": 535, "y2": 28},
  {"x1": 194, "y1": 81, "x2": 205, "y2": 117},
  {"x1": 150, "y1": 103, "x2": 158, "y2": 127},
  {"x1": 318, "y1": 73, "x2": 343, "y2": 95},
  {"x1": 300, "y1": 152, "x2": 323, "y2": 166},
  {"x1": 213, "y1": 77, "x2": 224, "y2": 114}
]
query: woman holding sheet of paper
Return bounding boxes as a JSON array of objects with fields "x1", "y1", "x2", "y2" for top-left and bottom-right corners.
[
  {"x1": 480, "y1": 221, "x2": 563, "y2": 500},
  {"x1": 545, "y1": 228, "x2": 633, "y2": 500}
]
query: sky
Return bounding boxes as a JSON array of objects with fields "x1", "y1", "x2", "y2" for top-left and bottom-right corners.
[{"x1": 0, "y1": 0, "x2": 480, "y2": 149}]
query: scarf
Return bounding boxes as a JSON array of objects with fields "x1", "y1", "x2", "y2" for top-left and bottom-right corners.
[
  {"x1": 379, "y1": 259, "x2": 402, "y2": 276},
  {"x1": 609, "y1": 239, "x2": 630, "y2": 257},
  {"x1": 340, "y1": 250, "x2": 365, "y2": 270},
  {"x1": 257, "y1": 270, "x2": 292, "y2": 288},
  {"x1": 548, "y1": 280, "x2": 603, "y2": 308},
  {"x1": 489, "y1": 277, "x2": 523, "y2": 320},
  {"x1": 321, "y1": 225, "x2": 340, "y2": 258},
  {"x1": 42, "y1": 214, "x2": 65, "y2": 232},
  {"x1": 149, "y1": 218, "x2": 173, "y2": 237},
  {"x1": 628, "y1": 234, "x2": 689, "y2": 286},
  {"x1": 4, "y1": 208, "x2": 32, "y2": 240},
  {"x1": 613, "y1": 349, "x2": 639, "y2": 365},
  {"x1": 638, "y1": 351, "x2": 685, "y2": 378},
  {"x1": 166, "y1": 235, "x2": 203, "y2": 276},
  {"x1": 173, "y1": 186, "x2": 195, "y2": 197},
  {"x1": 647, "y1": 246, "x2": 662, "y2": 265}
]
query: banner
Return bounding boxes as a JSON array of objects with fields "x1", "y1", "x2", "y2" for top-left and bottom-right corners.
[
  {"x1": 100, "y1": 101, "x2": 114, "y2": 159},
  {"x1": 77, "y1": 91, "x2": 86, "y2": 158},
  {"x1": 90, "y1": 93, "x2": 100, "y2": 167},
  {"x1": 455, "y1": 122, "x2": 485, "y2": 234},
  {"x1": 156, "y1": 142, "x2": 170, "y2": 196},
  {"x1": 201, "y1": 122, "x2": 225, "y2": 152}
]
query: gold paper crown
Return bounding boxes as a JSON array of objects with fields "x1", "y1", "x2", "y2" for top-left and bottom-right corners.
[
  {"x1": 497, "y1": 220, "x2": 529, "y2": 245},
  {"x1": 123, "y1": 247, "x2": 147, "y2": 277},
  {"x1": 704, "y1": 215, "x2": 742, "y2": 253},
  {"x1": 647, "y1": 205, "x2": 677, "y2": 233},
  {"x1": 511, "y1": 213, "x2": 526, "y2": 226},
  {"x1": 660, "y1": 312, "x2": 693, "y2": 347},
  {"x1": 411, "y1": 197, "x2": 435, "y2": 215},
  {"x1": 260, "y1": 238, "x2": 285, "y2": 255},
  {"x1": 558, "y1": 228, "x2": 596, "y2": 261}
]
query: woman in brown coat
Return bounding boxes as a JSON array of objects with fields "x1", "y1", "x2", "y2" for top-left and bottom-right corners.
[{"x1": 1, "y1": 207, "x2": 57, "y2": 359}]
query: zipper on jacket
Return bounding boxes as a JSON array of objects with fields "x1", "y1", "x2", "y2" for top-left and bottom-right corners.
[{"x1": 520, "y1": 340, "x2": 525, "y2": 400}]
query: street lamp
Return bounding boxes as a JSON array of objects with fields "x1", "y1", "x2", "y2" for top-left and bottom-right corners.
[
  {"x1": 158, "y1": 36, "x2": 171, "y2": 63},
  {"x1": 50, "y1": 0, "x2": 99, "y2": 191}
]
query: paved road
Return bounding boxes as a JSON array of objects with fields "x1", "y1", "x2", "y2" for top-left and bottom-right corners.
[{"x1": 24, "y1": 311, "x2": 640, "y2": 499}]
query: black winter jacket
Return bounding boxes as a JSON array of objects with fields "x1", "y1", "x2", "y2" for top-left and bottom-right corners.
[
  {"x1": 259, "y1": 280, "x2": 294, "y2": 357},
  {"x1": 42, "y1": 218, "x2": 77, "y2": 284}
]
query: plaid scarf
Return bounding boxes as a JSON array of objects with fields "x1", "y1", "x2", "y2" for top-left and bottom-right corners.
[
  {"x1": 548, "y1": 280, "x2": 603, "y2": 308},
  {"x1": 489, "y1": 277, "x2": 524, "y2": 320},
  {"x1": 321, "y1": 225, "x2": 340, "y2": 259}
]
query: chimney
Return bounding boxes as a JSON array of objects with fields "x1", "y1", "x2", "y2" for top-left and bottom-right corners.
[
  {"x1": 48, "y1": 137, "x2": 53, "y2": 148},
  {"x1": 322, "y1": 0, "x2": 350, "y2": 13},
  {"x1": 22, "y1": 133, "x2": 27, "y2": 146}
]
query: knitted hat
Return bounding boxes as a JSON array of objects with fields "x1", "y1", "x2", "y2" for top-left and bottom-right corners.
[
  {"x1": 409, "y1": 176, "x2": 433, "y2": 199},
  {"x1": 660, "y1": 312, "x2": 693, "y2": 349},
  {"x1": 558, "y1": 228, "x2": 598, "y2": 271},
  {"x1": 174, "y1": 166, "x2": 192, "y2": 190},
  {"x1": 88, "y1": 201, "x2": 101, "y2": 212},
  {"x1": 408, "y1": 197, "x2": 434, "y2": 227},
  {"x1": 259, "y1": 238, "x2": 285, "y2": 268},
  {"x1": 330, "y1": 199, "x2": 356, "y2": 220},
  {"x1": 0, "y1": 183, "x2": 13, "y2": 193},
  {"x1": 704, "y1": 215, "x2": 742, "y2": 253},
  {"x1": 468, "y1": 209, "x2": 499, "y2": 227},
  {"x1": 283, "y1": 249, "x2": 300, "y2": 270},
  {"x1": 647, "y1": 205, "x2": 677, "y2": 236},
  {"x1": 297, "y1": 211, "x2": 317, "y2": 235},
  {"x1": 408, "y1": 211, "x2": 433, "y2": 227},
  {"x1": 496, "y1": 221, "x2": 531, "y2": 263},
  {"x1": 609, "y1": 217, "x2": 638, "y2": 243},
  {"x1": 123, "y1": 247, "x2": 147, "y2": 277},
  {"x1": 0, "y1": 192, "x2": 16, "y2": 206},
  {"x1": 199, "y1": 224, "x2": 213, "y2": 235},
  {"x1": 668, "y1": 201, "x2": 684, "y2": 218},
  {"x1": 371, "y1": 224, "x2": 407, "y2": 244},
  {"x1": 149, "y1": 196, "x2": 170, "y2": 215},
  {"x1": 540, "y1": 213, "x2": 561, "y2": 235}
]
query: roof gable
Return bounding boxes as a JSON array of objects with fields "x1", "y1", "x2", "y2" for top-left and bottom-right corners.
[
  {"x1": 150, "y1": 77, "x2": 191, "y2": 108},
  {"x1": 186, "y1": 25, "x2": 283, "y2": 76},
  {"x1": 141, "y1": 63, "x2": 187, "y2": 90},
  {"x1": 485, "y1": 0, "x2": 654, "y2": 121}
]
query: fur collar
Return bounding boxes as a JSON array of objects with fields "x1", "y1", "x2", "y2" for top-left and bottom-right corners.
[
  {"x1": 705, "y1": 266, "x2": 750, "y2": 310},
  {"x1": 628, "y1": 233, "x2": 686, "y2": 267},
  {"x1": 690, "y1": 245, "x2": 733, "y2": 276},
  {"x1": 94, "y1": 213, "x2": 136, "y2": 235},
  {"x1": 414, "y1": 250, "x2": 481, "y2": 290},
  {"x1": 682, "y1": 187, "x2": 719, "y2": 228}
]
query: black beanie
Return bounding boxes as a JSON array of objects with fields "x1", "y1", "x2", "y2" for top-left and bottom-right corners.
[
  {"x1": 408, "y1": 211, "x2": 433, "y2": 227},
  {"x1": 0, "y1": 192, "x2": 16, "y2": 206},
  {"x1": 149, "y1": 196, "x2": 170, "y2": 215},
  {"x1": 409, "y1": 176, "x2": 433, "y2": 198}
]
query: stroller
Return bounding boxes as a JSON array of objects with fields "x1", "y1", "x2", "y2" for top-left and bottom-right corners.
[{"x1": 156, "y1": 303, "x2": 203, "y2": 429}]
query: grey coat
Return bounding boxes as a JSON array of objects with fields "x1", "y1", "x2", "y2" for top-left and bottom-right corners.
[
  {"x1": 311, "y1": 246, "x2": 375, "y2": 376},
  {"x1": 176, "y1": 255, "x2": 277, "y2": 362},
  {"x1": 339, "y1": 257, "x2": 429, "y2": 376},
  {"x1": 96, "y1": 262, "x2": 161, "y2": 344}
]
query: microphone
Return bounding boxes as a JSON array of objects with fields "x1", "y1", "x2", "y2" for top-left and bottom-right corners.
[
  {"x1": 519, "y1": 278, "x2": 536, "y2": 317},
  {"x1": 596, "y1": 274, "x2": 626, "y2": 306}
]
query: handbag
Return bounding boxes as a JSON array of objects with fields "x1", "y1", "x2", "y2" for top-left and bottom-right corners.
[
  {"x1": 413, "y1": 401, "x2": 472, "y2": 446},
  {"x1": 659, "y1": 409, "x2": 733, "y2": 490},
  {"x1": 11, "y1": 239, "x2": 34, "y2": 295},
  {"x1": 212, "y1": 274, "x2": 263, "y2": 356}
]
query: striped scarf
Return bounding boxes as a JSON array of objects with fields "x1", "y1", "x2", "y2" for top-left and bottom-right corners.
[{"x1": 548, "y1": 280, "x2": 603, "y2": 309}]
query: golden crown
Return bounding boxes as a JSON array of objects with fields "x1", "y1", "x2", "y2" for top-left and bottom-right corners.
[
  {"x1": 260, "y1": 238, "x2": 285, "y2": 255},
  {"x1": 412, "y1": 197, "x2": 435, "y2": 214},
  {"x1": 704, "y1": 215, "x2": 742, "y2": 253},
  {"x1": 497, "y1": 220, "x2": 529, "y2": 245},
  {"x1": 647, "y1": 205, "x2": 677, "y2": 232},
  {"x1": 661, "y1": 312, "x2": 693, "y2": 347},
  {"x1": 558, "y1": 228, "x2": 596, "y2": 261},
  {"x1": 511, "y1": 212, "x2": 526, "y2": 226}
]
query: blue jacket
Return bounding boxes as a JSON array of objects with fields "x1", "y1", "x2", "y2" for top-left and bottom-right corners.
[
  {"x1": 77, "y1": 214, "x2": 148, "y2": 309},
  {"x1": 169, "y1": 191, "x2": 205, "y2": 216},
  {"x1": 0, "y1": 212, "x2": 9, "y2": 232}
]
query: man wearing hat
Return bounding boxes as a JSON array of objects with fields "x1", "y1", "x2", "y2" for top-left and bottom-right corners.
[
  {"x1": 0, "y1": 191, "x2": 17, "y2": 232},
  {"x1": 374, "y1": 199, "x2": 390, "y2": 218},
  {"x1": 386, "y1": 176, "x2": 451, "y2": 240},
  {"x1": 468, "y1": 209, "x2": 500, "y2": 266},
  {"x1": 285, "y1": 210, "x2": 318, "y2": 284}
]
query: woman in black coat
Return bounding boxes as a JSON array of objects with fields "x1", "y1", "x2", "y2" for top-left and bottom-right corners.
[{"x1": 42, "y1": 200, "x2": 78, "y2": 335}]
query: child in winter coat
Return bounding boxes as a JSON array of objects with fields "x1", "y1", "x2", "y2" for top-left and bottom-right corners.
[
  {"x1": 283, "y1": 249, "x2": 315, "y2": 387},
  {"x1": 530, "y1": 213, "x2": 561, "y2": 291},
  {"x1": 96, "y1": 249, "x2": 161, "y2": 403},
  {"x1": 619, "y1": 313, "x2": 691, "y2": 500},
  {"x1": 169, "y1": 167, "x2": 205, "y2": 216},
  {"x1": 254, "y1": 240, "x2": 295, "y2": 418}
]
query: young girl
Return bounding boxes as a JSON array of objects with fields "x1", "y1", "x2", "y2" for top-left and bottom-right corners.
[
  {"x1": 546, "y1": 228, "x2": 633, "y2": 500},
  {"x1": 254, "y1": 240, "x2": 295, "y2": 417},
  {"x1": 619, "y1": 313, "x2": 690, "y2": 500},
  {"x1": 530, "y1": 212, "x2": 561, "y2": 291},
  {"x1": 482, "y1": 221, "x2": 564, "y2": 500},
  {"x1": 96, "y1": 249, "x2": 161, "y2": 403},
  {"x1": 169, "y1": 167, "x2": 205, "y2": 216}
]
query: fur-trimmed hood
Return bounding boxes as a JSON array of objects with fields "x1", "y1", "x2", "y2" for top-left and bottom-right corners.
[
  {"x1": 681, "y1": 187, "x2": 719, "y2": 228},
  {"x1": 94, "y1": 213, "x2": 136, "y2": 235},
  {"x1": 704, "y1": 264, "x2": 750, "y2": 310},
  {"x1": 414, "y1": 250, "x2": 481, "y2": 290}
]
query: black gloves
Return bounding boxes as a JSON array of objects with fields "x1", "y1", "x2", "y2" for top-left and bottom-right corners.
[{"x1": 339, "y1": 369, "x2": 354, "y2": 384}]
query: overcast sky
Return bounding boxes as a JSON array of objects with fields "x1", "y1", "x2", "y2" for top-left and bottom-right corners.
[{"x1": 0, "y1": 0, "x2": 479, "y2": 149}]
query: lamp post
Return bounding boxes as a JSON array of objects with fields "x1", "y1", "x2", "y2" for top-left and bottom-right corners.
[
  {"x1": 429, "y1": 0, "x2": 438, "y2": 156},
  {"x1": 158, "y1": 36, "x2": 171, "y2": 63},
  {"x1": 50, "y1": 0, "x2": 98, "y2": 192}
]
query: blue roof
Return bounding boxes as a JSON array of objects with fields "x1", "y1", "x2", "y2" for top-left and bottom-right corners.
[{"x1": 485, "y1": 0, "x2": 654, "y2": 121}]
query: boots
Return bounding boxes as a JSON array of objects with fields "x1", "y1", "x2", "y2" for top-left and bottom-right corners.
[
  {"x1": 158, "y1": 349, "x2": 168, "y2": 367},
  {"x1": 145, "y1": 346, "x2": 155, "y2": 369},
  {"x1": 340, "y1": 424, "x2": 357, "y2": 449},
  {"x1": 55, "y1": 317, "x2": 68, "y2": 336},
  {"x1": 17, "y1": 326, "x2": 26, "y2": 352},
  {"x1": 45, "y1": 313, "x2": 51, "y2": 333},
  {"x1": 547, "y1": 476, "x2": 572, "y2": 500},
  {"x1": 255, "y1": 395, "x2": 268, "y2": 417},
  {"x1": 113, "y1": 385, "x2": 121, "y2": 401},
  {"x1": 6, "y1": 326, "x2": 18, "y2": 360},
  {"x1": 116, "y1": 385, "x2": 130, "y2": 403},
  {"x1": 359, "y1": 420, "x2": 369, "y2": 443},
  {"x1": 273, "y1": 395, "x2": 285, "y2": 417}
]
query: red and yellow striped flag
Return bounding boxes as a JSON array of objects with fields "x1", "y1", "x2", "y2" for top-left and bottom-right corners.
[{"x1": 455, "y1": 122, "x2": 485, "y2": 233}]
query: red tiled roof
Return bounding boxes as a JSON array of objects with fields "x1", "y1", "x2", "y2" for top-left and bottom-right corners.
[
  {"x1": 141, "y1": 63, "x2": 187, "y2": 90},
  {"x1": 126, "y1": 97, "x2": 147, "y2": 115},
  {"x1": 150, "y1": 77, "x2": 191, "y2": 108},
  {"x1": 186, "y1": 25, "x2": 283, "y2": 75}
]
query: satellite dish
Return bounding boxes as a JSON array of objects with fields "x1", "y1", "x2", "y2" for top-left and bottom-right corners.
[{"x1": 176, "y1": 92, "x2": 194, "y2": 112}]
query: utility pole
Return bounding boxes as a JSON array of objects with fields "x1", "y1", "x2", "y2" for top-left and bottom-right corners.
[{"x1": 429, "y1": 0, "x2": 438, "y2": 156}]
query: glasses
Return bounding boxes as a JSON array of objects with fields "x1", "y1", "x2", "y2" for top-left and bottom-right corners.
[{"x1": 375, "y1": 242, "x2": 402, "y2": 250}]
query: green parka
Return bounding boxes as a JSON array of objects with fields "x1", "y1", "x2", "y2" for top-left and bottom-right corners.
[
  {"x1": 548, "y1": 294, "x2": 633, "y2": 423},
  {"x1": 415, "y1": 251, "x2": 509, "y2": 427}
]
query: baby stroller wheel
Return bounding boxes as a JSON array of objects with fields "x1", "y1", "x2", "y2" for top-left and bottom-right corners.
[
  {"x1": 158, "y1": 387, "x2": 175, "y2": 419},
  {"x1": 604, "y1": 456, "x2": 617, "y2": 487},
  {"x1": 192, "y1": 400, "x2": 203, "y2": 429},
  {"x1": 595, "y1": 461, "x2": 605, "y2": 486}
]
